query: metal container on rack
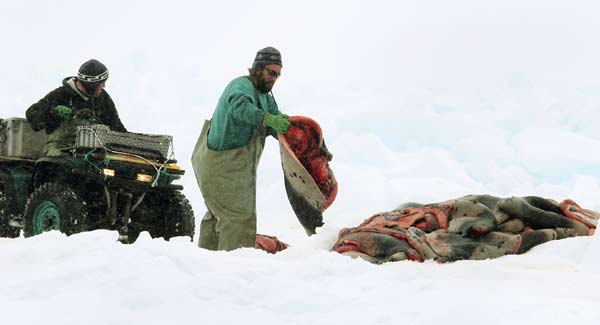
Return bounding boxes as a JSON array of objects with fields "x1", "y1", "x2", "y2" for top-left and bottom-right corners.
[{"x1": 0, "y1": 117, "x2": 48, "y2": 159}]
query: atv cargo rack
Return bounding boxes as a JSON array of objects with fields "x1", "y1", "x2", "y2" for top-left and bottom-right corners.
[{"x1": 75, "y1": 125, "x2": 173, "y2": 161}]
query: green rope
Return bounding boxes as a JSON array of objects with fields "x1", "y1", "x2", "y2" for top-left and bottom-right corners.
[
  {"x1": 103, "y1": 155, "x2": 113, "y2": 166},
  {"x1": 82, "y1": 148, "x2": 103, "y2": 173}
]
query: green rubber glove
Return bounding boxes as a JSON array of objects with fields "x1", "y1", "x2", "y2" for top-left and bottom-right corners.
[
  {"x1": 52, "y1": 105, "x2": 73, "y2": 120},
  {"x1": 264, "y1": 113, "x2": 290, "y2": 134}
]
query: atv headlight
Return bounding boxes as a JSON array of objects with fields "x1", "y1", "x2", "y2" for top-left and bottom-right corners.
[
  {"x1": 136, "y1": 173, "x2": 153, "y2": 182},
  {"x1": 103, "y1": 169, "x2": 115, "y2": 177},
  {"x1": 166, "y1": 164, "x2": 181, "y2": 171}
]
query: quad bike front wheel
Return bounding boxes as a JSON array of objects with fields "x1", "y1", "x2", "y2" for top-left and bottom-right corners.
[
  {"x1": 127, "y1": 190, "x2": 195, "y2": 243},
  {"x1": 23, "y1": 182, "x2": 91, "y2": 237}
]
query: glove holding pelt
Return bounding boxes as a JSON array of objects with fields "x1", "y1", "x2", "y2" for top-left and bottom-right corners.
[{"x1": 264, "y1": 113, "x2": 291, "y2": 134}]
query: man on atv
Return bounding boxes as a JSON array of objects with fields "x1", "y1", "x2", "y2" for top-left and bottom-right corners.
[{"x1": 26, "y1": 59, "x2": 127, "y2": 156}]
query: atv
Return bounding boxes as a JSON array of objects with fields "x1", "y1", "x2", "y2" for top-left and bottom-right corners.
[{"x1": 0, "y1": 117, "x2": 194, "y2": 243}]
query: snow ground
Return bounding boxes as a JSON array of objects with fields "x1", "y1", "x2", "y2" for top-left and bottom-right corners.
[
  {"x1": 1, "y1": 232, "x2": 599, "y2": 325},
  {"x1": 2, "y1": 1, "x2": 600, "y2": 324}
]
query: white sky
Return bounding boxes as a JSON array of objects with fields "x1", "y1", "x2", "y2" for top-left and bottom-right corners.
[{"x1": 2, "y1": 0, "x2": 600, "y2": 231}]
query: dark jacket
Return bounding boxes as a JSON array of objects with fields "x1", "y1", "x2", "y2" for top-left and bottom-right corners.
[{"x1": 26, "y1": 77, "x2": 126, "y2": 134}]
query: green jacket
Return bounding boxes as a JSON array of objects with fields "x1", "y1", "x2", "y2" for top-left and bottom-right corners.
[{"x1": 207, "y1": 76, "x2": 282, "y2": 151}]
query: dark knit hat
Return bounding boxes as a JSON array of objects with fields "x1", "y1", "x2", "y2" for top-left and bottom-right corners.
[
  {"x1": 253, "y1": 47, "x2": 282, "y2": 67},
  {"x1": 78, "y1": 59, "x2": 109, "y2": 83},
  {"x1": 77, "y1": 59, "x2": 109, "y2": 96}
]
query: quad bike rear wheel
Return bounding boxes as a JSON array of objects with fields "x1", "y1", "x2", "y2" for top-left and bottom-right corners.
[{"x1": 0, "y1": 187, "x2": 21, "y2": 238}]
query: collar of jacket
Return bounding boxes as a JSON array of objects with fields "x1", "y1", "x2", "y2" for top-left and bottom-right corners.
[{"x1": 62, "y1": 76, "x2": 89, "y2": 101}]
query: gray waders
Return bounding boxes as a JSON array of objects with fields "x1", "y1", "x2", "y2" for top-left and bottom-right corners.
[
  {"x1": 192, "y1": 120, "x2": 266, "y2": 251},
  {"x1": 44, "y1": 116, "x2": 97, "y2": 157}
]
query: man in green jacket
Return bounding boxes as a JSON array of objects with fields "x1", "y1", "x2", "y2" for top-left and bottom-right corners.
[{"x1": 192, "y1": 47, "x2": 291, "y2": 251}]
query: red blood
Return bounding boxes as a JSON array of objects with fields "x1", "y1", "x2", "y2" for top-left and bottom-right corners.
[
  {"x1": 282, "y1": 116, "x2": 338, "y2": 210},
  {"x1": 286, "y1": 126, "x2": 308, "y2": 153},
  {"x1": 309, "y1": 156, "x2": 329, "y2": 184}
]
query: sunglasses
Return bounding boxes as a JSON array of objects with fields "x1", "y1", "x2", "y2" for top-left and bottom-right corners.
[{"x1": 265, "y1": 68, "x2": 281, "y2": 78}]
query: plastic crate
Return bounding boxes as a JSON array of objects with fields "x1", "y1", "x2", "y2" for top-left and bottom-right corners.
[
  {"x1": 75, "y1": 125, "x2": 173, "y2": 160},
  {"x1": 0, "y1": 117, "x2": 48, "y2": 159}
]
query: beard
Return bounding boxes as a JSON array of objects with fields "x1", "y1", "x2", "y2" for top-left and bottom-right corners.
[{"x1": 255, "y1": 73, "x2": 274, "y2": 93}]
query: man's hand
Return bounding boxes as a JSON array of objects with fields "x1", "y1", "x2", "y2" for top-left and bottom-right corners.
[
  {"x1": 52, "y1": 105, "x2": 73, "y2": 120},
  {"x1": 264, "y1": 113, "x2": 290, "y2": 134}
]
